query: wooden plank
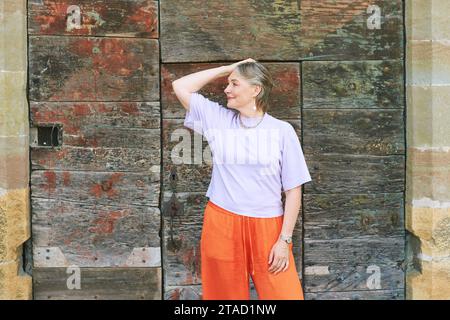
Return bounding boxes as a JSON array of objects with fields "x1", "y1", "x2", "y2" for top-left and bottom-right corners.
[
  {"x1": 304, "y1": 193, "x2": 404, "y2": 240},
  {"x1": 160, "y1": 1, "x2": 301, "y2": 62},
  {"x1": 306, "y1": 289, "x2": 404, "y2": 300},
  {"x1": 162, "y1": 119, "x2": 301, "y2": 192},
  {"x1": 30, "y1": 101, "x2": 161, "y2": 132},
  {"x1": 304, "y1": 154, "x2": 404, "y2": 194},
  {"x1": 303, "y1": 237, "x2": 404, "y2": 292},
  {"x1": 301, "y1": 51, "x2": 405, "y2": 297},
  {"x1": 164, "y1": 285, "x2": 203, "y2": 300},
  {"x1": 303, "y1": 109, "x2": 404, "y2": 156},
  {"x1": 29, "y1": 100, "x2": 160, "y2": 170},
  {"x1": 31, "y1": 170, "x2": 160, "y2": 207},
  {"x1": 30, "y1": 101, "x2": 161, "y2": 170},
  {"x1": 161, "y1": 1, "x2": 402, "y2": 62},
  {"x1": 299, "y1": 0, "x2": 403, "y2": 60},
  {"x1": 165, "y1": 281, "x2": 260, "y2": 300},
  {"x1": 161, "y1": 192, "x2": 204, "y2": 286},
  {"x1": 28, "y1": 0, "x2": 158, "y2": 38},
  {"x1": 33, "y1": 267, "x2": 161, "y2": 300},
  {"x1": 31, "y1": 146, "x2": 160, "y2": 171},
  {"x1": 29, "y1": 36, "x2": 159, "y2": 101},
  {"x1": 32, "y1": 198, "x2": 160, "y2": 267},
  {"x1": 162, "y1": 63, "x2": 301, "y2": 120},
  {"x1": 303, "y1": 60, "x2": 404, "y2": 109}
]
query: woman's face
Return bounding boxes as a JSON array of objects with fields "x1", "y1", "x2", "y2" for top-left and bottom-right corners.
[{"x1": 224, "y1": 70, "x2": 260, "y2": 111}]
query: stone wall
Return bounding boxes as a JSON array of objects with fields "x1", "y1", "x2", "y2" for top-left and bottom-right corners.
[
  {"x1": 0, "y1": 0, "x2": 32, "y2": 300},
  {"x1": 405, "y1": 0, "x2": 450, "y2": 299}
]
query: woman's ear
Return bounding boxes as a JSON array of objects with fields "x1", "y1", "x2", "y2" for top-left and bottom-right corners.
[{"x1": 253, "y1": 85, "x2": 262, "y2": 98}]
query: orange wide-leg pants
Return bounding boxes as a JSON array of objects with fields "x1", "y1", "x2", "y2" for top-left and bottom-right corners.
[{"x1": 200, "y1": 200, "x2": 304, "y2": 300}]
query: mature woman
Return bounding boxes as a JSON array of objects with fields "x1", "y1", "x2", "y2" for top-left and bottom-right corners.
[{"x1": 172, "y1": 58, "x2": 312, "y2": 300}]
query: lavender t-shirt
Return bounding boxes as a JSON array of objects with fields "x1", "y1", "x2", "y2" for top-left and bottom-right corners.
[{"x1": 183, "y1": 92, "x2": 312, "y2": 218}]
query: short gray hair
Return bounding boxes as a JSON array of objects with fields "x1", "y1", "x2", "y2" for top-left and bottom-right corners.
[{"x1": 235, "y1": 61, "x2": 274, "y2": 113}]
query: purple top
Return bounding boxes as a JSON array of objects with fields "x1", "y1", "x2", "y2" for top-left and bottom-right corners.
[{"x1": 183, "y1": 92, "x2": 312, "y2": 218}]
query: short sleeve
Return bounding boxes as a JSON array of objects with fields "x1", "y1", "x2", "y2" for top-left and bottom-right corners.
[
  {"x1": 183, "y1": 92, "x2": 231, "y2": 136},
  {"x1": 281, "y1": 124, "x2": 312, "y2": 192}
]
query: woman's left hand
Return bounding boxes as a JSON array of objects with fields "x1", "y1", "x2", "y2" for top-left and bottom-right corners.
[{"x1": 268, "y1": 239, "x2": 290, "y2": 274}]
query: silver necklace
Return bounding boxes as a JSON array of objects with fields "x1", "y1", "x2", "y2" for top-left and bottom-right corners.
[{"x1": 239, "y1": 113, "x2": 265, "y2": 129}]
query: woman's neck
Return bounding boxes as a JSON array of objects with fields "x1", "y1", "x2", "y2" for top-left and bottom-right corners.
[{"x1": 239, "y1": 110, "x2": 264, "y2": 119}]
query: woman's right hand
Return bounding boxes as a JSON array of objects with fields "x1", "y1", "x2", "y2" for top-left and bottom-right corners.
[{"x1": 226, "y1": 58, "x2": 256, "y2": 73}]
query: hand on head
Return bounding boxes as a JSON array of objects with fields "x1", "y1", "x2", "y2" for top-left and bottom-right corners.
[{"x1": 227, "y1": 58, "x2": 256, "y2": 73}]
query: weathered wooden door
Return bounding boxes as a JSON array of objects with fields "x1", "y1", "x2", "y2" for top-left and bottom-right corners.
[
  {"x1": 27, "y1": 0, "x2": 405, "y2": 300},
  {"x1": 28, "y1": 0, "x2": 162, "y2": 299},
  {"x1": 160, "y1": 0, "x2": 405, "y2": 300}
]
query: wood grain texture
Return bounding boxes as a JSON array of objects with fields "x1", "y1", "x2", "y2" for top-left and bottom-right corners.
[
  {"x1": 165, "y1": 281, "x2": 260, "y2": 300},
  {"x1": 33, "y1": 267, "x2": 161, "y2": 300},
  {"x1": 303, "y1": 60, "x2": 404, "y2": 109},
  {"x1": 305, "y1": 154, "x2": 404, "y2": 194},
  {"x1": 26, "y1": 0, "x2": 407, "y2": 300},
  {"x1": 27, "y1": 0, "x2": 162, "y2": 300},
  {"x1": 28, "y1": 0, "x2": 158, "y2": 38},
  {"x1": 306, "y1": 289, "x2": 404, "y2": 300},
  {"x1": 32, "y1": 198, "x2": 160, "y2": 267},
  {"x1": 31, "y1": 146, "x2": 160, "y2": 172},
  {"x1": 31, "y1": 101, "x2": 160, "y2": 129},
  {"x1": 31, "y1": 170, "x2": 160, "y2": 207},
  {"x1": 299, "y1": 0, "x2": 403, "y2": 60},
  {"x1": 162, "y1": 192, "x2": 203, "y2": 287},
  {"x1": 30, "y1": 101, "x2": 161, "y2": 171},
  {"x1": 161, "y1": 0, "x2": 403, "y2": 62},
  {"x1": 304, "y1": 237, "x2": 404, "y2": 292},
  {"x1": 303, "y1": 109, "x2": 404, "y2": 156},
  {"x1": 302, "y1": 55, "x2": 404, "y2": 299},
  {"x1": 29, "y1": 36, "x2": 159, "y2": 101},
  {"x1": 304, "y1": 193, "x2": 404, "y2": 240}
]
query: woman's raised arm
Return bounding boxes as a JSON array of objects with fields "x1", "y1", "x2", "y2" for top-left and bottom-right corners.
[{"x1": 172, "y1": 58, "x2": 255, "y2": 111}]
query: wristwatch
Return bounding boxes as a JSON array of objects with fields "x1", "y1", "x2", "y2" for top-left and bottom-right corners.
[{"x1": 279, "y1": 234, "x2": 292, "y2": 244}]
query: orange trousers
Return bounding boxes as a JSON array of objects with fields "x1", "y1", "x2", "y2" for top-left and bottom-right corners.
[{"x1": 200, "y1": 200, "x2": 304, "y2": 300}]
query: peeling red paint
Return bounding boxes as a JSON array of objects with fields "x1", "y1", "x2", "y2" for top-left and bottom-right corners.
[
  {"x1": 67, "y1": 38, "x2": 143, "y2": 77},
  {"x1": 170, "y1": 289, "x2": 181, "y2": 300},
  {"x1": 181, "y1": 246, "x2": 200, "y2": 284},
  {"x1": 30, "y1": 0, "x2": 157, "y2": 37},
  {"x1": 43, "y1": 171, "x2": 56, "y2": 193},
  {"x1": 62, "y1": 171, "x2": 71, "y2": 186},
  {"x1": 68, "y1": 38, "x2": 95, "y2": 57},
  {"x1": 121, "y1": 103, "x2": 139, "y2": 115},
  {"x1": 31, "y1": 1, "x2": 99, "y2": 36},
  {"x1": 64, "y1": 229, "x2": 83, "y2": 245},
  {"x1": 127, "y1": 4, "x2": 157, "y2": 34},
  {"x1": 56, "y1": 149, "x2": 69, "y2": 160},
  {"x1": 88, "y1": 210, "x2": 127, "y2": 235},
  {"x1": 90, "y1": 173, "x2": 124, "y2": 198},
  {"x1": 97, "y1": 103, "x2": 111, "y2": 113},
  {"x1": 274, "y1": 69, "x2": 300, "y2": 106},
  {"x1": 31, "y1": 1, "x2": 68, "y2": 34},
  {"x1": 73, "y1": 104, "x2": 92, "y2": 116},
  {"x1": 73, "y1": 135, "x2": 99, "y2": 148}
]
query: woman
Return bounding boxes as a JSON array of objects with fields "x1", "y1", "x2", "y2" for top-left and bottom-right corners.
[{"x1": 172, "y1": 58, "x2": 312, "y2": 300}]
